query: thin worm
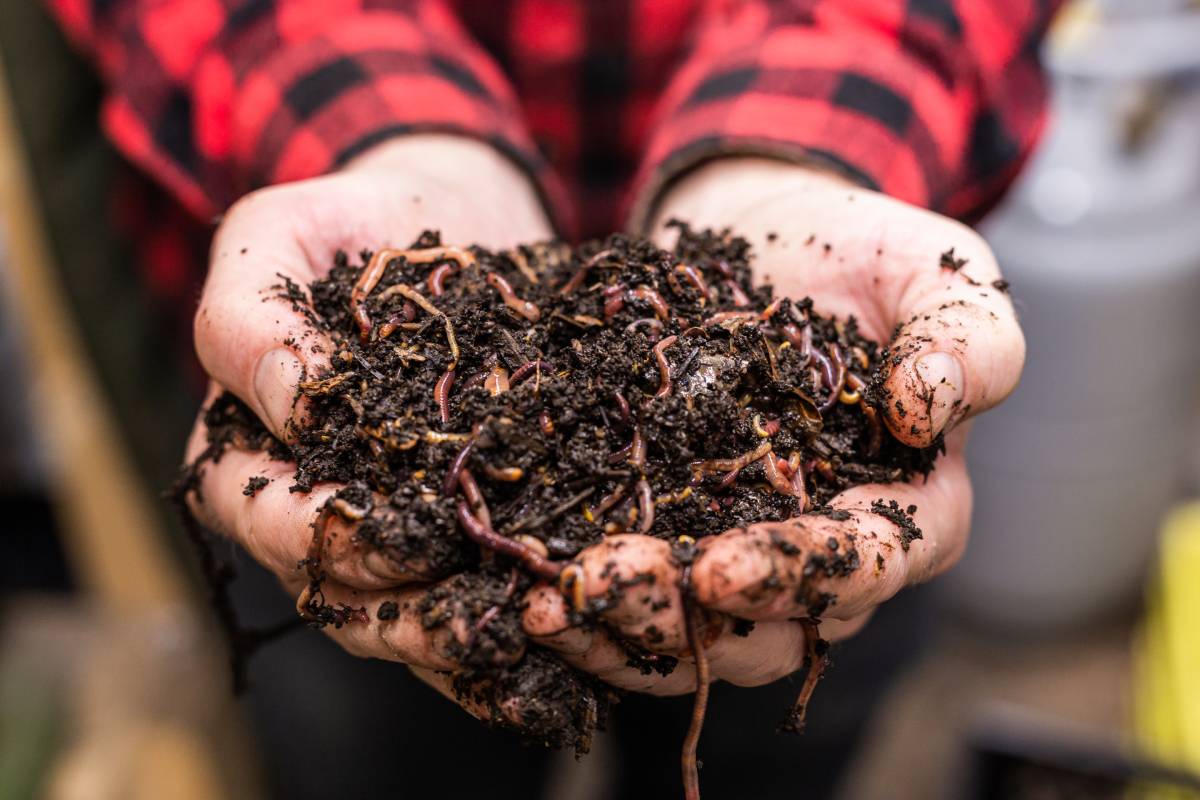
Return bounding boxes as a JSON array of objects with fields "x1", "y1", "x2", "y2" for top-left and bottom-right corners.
[
  {"x1": 458, "y1": 469, "x2": 492, "y2": 529},
  {"x1": 681, "y1": 575, "x2": 710, "y2": 800},
  {"x1": 456, "y1": 500, "x2": 562, "y2": 581},
  {"x1": 653, "y1": 335, "x2": 679, "y2": 399},
  {"x1": 635, "y1": 479, "x2": 655, "y2": 534},
  {"x1": 559, "y1": 248, "x2": 612, "y2": 295},
  {"x1": 629, "y1": 286, "x2": 671, "y2": 320},
  {"x1": 435, "y1": 368, "x2": 456, "y2": 425},
  {"x1": 487, "y1": 271, "x2": 541, "y2": 321},
  {"x1": 510, "y1": 360, "x2": 554, "y2": 386}
]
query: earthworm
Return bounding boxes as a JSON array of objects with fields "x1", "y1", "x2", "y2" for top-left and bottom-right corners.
[
  {"x1": 681, "y1": 573, "x2": 710, "y2": 800},
  {"x1": 487, "y1": 271, "x2": 541, "y2": 321},
  {"x1": 625, "y1": 317, "x2": 664, "y2": 337},
  {"x1": 635, "y1": 479, "x2": 655, "y2": 534},
  {"x1": 473, "y1": 568, "x2": 522, "y2": 636},
  {"x1": 484, "y1": 365, "x2": 511, "y2": 395},
  {"x1": 539, "y1": 410, "x2": 555, "y2": 435},
  {"x1": 653, "y1": 335, "x2": 679, "y2": 398},
  {"x1": 460, "y1": 370, "x2": 488, "y2": 393},
  {"x1": 603, "y1": 283, "x2": 627, "y2": 320},
  {"x1": 760, "y1": 454, "x2": 793, "y2": 496},
  {"x1": 351, "y1": 248, "x2": 403, "y2": 340},
  {"x1": 352, "y1": 247, "x2": 477, "y2": 340},
  {"x1": 629, "y1": 286, "x2": 671, "y2": 320},
  {"x1": 458, "y1": 469, "x2": 492, "y2": 528},
  {"x1": 331, "y1": 498, "x2": 370, "y2": 521},
  {"x1": 456, "y1": 500, "x2": 562, "y2": 581},
  {"x1": 780, "y1": 321, "x2": 813, "y2": 364},
  {"x1": 840, "y1": 371, "x2": 865, "y2": 405},
  {"x1": 781, "y1": 620, "x2": 829, "y2": 733},
  {"x1": 714, "y1": 259, "x2": 735, "y2": 279},
  {"x1": 482, "y1": 464, "x2": 524, "y2": 482},
  {"x1": 613, "y1": 390, "x2": 631, "y2": 424},
  {"x1": 818, "y1": 345, "x2": 848, "y2": 413},
  {"x1": 629, "y1": 427, "x2": 647, "y2": 469},
  {"x1": 428, "y1": 263, "x2": 456, "y2": 296},
  {"x1": 861, "y1": 404, "x2": 883, "y2": 456},
  {"x1": 607, "y1": 440, "x2": 634, "y2": 464},
  {"x1": 435, "y1": 368, "x2": 455, "y2": 425},
  {"x1": 510, "y1": 360, "x2": 554, "y2": 386},
  {"x1": 724, "y1": 279, "x2": 750, "y2": 307},
  {"x1": 703, "y1": 310, "x2": 758, "y2": 327},
  {"x1": 443, "y1": 435, "x2": 476, "y2": 496},
  {"x1": 295, "y1": 506, "x2": 368, "y2": 625},
  {"x1": 376, "y1": 283, "x2": 460, "y2": 364},
  {"x1": 690, "y1": 441, "x2": 773, "y2": 481},
  {"x1": 589, "y1": 483, "x2": 629, "y2": 518},
  {"x1": 667, "y1": 264, "x2": 710, "y2": 304},
  {"x1": 790, "y1": 459, "x2": 810, "y2": 511},
  {"x1": 559, "y1": 248, "x2": 613, "y2": 295}
]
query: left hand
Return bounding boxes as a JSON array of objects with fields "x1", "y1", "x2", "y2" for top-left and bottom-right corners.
[{"x1": 521, "y1": 159, "x2": 1025, "y2": 692}]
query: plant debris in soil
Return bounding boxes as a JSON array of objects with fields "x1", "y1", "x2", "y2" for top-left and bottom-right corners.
[{"x1": 178, "y1": 221, "x2": 940, "y2": 783}]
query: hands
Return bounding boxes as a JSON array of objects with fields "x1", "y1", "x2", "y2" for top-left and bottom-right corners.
[
  {"x1": 184, "y1": 135, "x2": 554, "y2": 722},
  {"x1": 522, "y1": 159, "x2": 1025, "y2": 694},
  {"x1": 185, "y1": 141, "x2": 1023, "y2": 721}
]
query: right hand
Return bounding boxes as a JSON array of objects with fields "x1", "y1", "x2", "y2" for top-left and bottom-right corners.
[{"x1": 183, "y1": 135, "x2": 552, "y2": 721}]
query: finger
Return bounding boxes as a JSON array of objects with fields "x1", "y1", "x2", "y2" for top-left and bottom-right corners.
[
  {"x1": 186, "y1": 420, "x2": 449, "y2": 589},
  {"x1": 692, "y1": 440, "x2": 971, "y2": 622},
  {"x1": 524, "y1": 534, "x2": 690, "y2": 652},
  {"x1": 882, "y1": 231, "x2": 1024, "y2": 447},
  {"x1": 555, "y1": 627, "x2": 699, "y2": 696},
  {"x1": 281, "y1": 576, "x2": 523, "y2": 672},
  {"x1": 196, "y1": 187, "x2": 334, "y2": 441}
]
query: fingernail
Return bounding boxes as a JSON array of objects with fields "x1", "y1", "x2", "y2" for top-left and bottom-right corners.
[
  {"x1": 914, "y1": 352, "x2": 964, "y2": 436},
  {"x1": 254, "y1": 348, "x2": 304, "y2": 437}
]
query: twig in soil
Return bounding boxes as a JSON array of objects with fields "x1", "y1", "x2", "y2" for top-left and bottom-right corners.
[
  {"x1": 504, "y1": 487, "x2": 595, "y2": 535},
  {"x1": 681, "y1": 567, "x2": 711, "y2": 800},
  {"x1": 456, "y1": 499, "x2": 563, "y2": 580}
]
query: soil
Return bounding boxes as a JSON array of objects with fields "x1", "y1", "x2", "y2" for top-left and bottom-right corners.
[{"x1": 180, "y1": 222, "x2": 940, "y2": 763}]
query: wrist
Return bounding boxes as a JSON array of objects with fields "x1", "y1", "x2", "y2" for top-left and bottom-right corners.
[{"x1": 343, "y1": 135, "x2": 553, "y2": 241}]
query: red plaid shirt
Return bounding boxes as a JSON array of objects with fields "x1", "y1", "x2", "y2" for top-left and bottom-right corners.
[{"x1": 47, "y1": 0, "x2": 1059, "y2": 356}]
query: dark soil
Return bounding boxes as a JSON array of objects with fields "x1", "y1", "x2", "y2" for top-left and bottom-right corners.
[{"x1": 181, "y1": 222, "x2": 939, "y2": 759}]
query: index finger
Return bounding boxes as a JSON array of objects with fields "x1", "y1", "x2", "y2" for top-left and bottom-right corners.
[{"x1": 882, "y1": 229, "x2": 1025, "y2": 447}]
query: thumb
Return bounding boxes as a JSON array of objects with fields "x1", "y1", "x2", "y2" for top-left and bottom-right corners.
[
  {"x1": 194, "y1": 188, "x2": 332, "y2": 441},
  {"x1": 882, "y1": 237, "x2": 1025, "y2": 447}
]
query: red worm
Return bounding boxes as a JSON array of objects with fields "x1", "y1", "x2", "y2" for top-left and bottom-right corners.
[
  {"x1": 484, "y1": 365, "x2": 510, "y2": 395},
  {"x1": 456, "y1": 500, "x2": 562, "y2": 580},
  {"x1": 559, "y1": 248, "x2": 613, "y2": 295},
  {"x1": 435, "y1": 368, "x2": 456, "y2": 425},
  {"x1": 539, "y1": 410, "x2": 555, "y2": 435},
  {"x1": 591, "y1": 483, "x2": 630, "y2": 517},
  {"x1": 724, "y1": 280, "x2": 751, "y2": 307},
  {"x1": 603, "y1": 283, "x2": 627, "y2": 320},
  {"x1": 351, "y1": 248, "x2": 403, "y2": 340},
  {"x1": 653, "y1": 335, "x2": 679, "y2": 398},
  {"x1": 817, "y1": 345, "x2": 847, "y2": 413},
  {"x1": 458, "y1": 469, "x2": 492, "y2": 528},
  {"x1": 630, "y1": 286, "x2": 671, "y2": 320},
  {"x1": 443, "y1": 437, "x2": 476, "y2": 497},
  {"x1": 612, "y1": 390, "x2": 631, "y2": 424},
  {"x1": 673, "y1": 264, "x2": 710, "y2": 301},
  {"x1": 429, "y1": 263, "x2": 456, "y2": 296},
  {"x1": 704, "y1": 310, "x2": 758, "y2": 327},
  {"x1": 510, "y1": 360, "x2": 554, "y2": 386},
  {"x1": 487, "y1": 272, "x2": 541, "y2": 322},
  {"x1": 635, "y1": 479, "x2": 655, "y2": 534},
  {"x1": 760, "y1": 452, "x2": 797, "y2": 497},
  {"x1": 629, "y1": 427, "x2": 647, "y2": 469},
  {"x1": 626, "y1": 318, "x2": 664, "y2": 337}
]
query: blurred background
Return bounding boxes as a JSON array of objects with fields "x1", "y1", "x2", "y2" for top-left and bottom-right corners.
[{"x1": 3, "y1": 1, "x2": 1200, "y2": 798}]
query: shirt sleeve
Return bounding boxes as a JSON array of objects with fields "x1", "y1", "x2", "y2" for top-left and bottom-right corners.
[
  {"x1": 44, "y1": 0, "x2": 563, "y2": 223},
  {"x1": 629, "y1": 0, "x2": 1063, "y2": 227}
]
